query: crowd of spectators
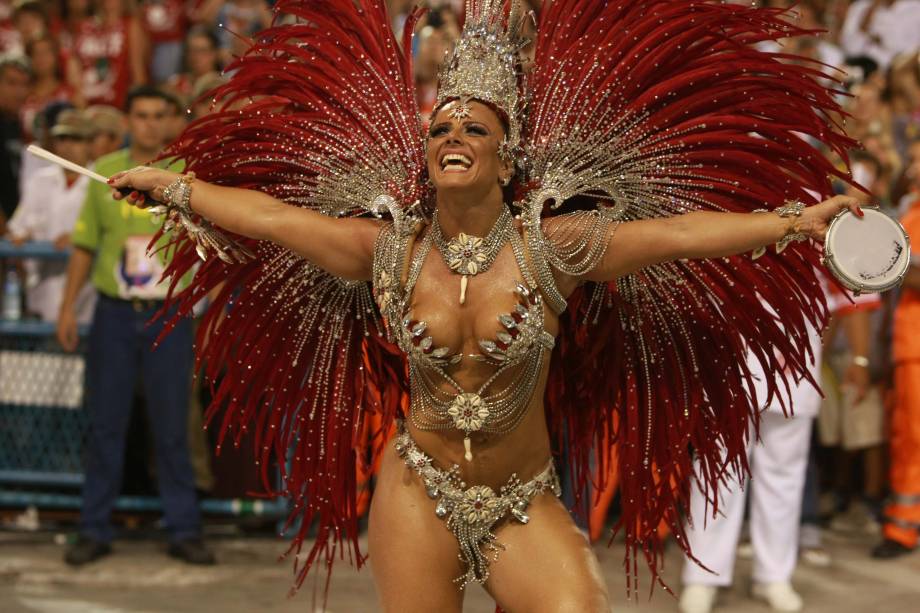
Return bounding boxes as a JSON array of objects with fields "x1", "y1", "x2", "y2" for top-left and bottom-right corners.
[
  {"x1": 0, "y1": 0, "x2": 239, "y2": 234},
  {"x1": 0, "y1": 0, "x2": 919, "y2": 603}
]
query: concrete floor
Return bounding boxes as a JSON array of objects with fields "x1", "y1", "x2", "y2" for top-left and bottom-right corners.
[{"x1": 1, "y1": 527, "x2": 919, "y2": 612}]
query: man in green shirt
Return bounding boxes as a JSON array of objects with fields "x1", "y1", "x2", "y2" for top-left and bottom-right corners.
[{"x1": 57, "y1": 86, "x2": 214, "y2": 567}]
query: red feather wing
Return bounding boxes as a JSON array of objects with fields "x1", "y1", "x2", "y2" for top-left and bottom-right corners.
[
  {"x1": 524, "y1": 0, "x2": 856, "y2": 590},
  {"x1": 156, "y1": 0, "x2": 424, "y2": 591}
]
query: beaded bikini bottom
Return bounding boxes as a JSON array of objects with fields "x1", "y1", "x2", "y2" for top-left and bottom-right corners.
[{"x1": 394, "y1": 424, "x2": 561, "y2": 588}]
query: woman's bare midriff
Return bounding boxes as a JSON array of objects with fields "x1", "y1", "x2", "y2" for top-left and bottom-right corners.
[{"x1": 405, "y1": 360, "x2": 554, "y2": 490}]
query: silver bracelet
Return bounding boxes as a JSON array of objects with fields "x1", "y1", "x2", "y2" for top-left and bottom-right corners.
[
  {"x1": 160, "y1": 172, "x2": 195, "y2": 216},
  {"x1": 751, "y1": 200, "x2": 808, "y2": 259},
  {"x1": 151, "y1": 172, "x2": 255, "y2": 264},
  {"x1": 775, "y1": 200, "x2": 805, "y2": 218},
  {"x1": 775, "y1": 199, "x2": 808, "y2": 254}
]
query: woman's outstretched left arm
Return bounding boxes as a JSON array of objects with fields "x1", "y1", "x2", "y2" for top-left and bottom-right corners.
[{"x1": 581, "y1": 195, "x2": 863, "y2": 283}]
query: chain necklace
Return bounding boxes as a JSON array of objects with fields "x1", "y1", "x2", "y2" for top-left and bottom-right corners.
[{"x1": 431, "y1": 207, "x2": 514, "y2": 304}]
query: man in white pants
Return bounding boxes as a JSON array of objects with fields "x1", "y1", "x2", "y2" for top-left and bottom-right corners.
[{"x1": 679, "y1": 283, "x2": 878, "y2": 613}]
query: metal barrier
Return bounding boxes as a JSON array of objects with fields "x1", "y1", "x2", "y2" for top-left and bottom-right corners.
[{"x1": 0, "y1": 239, "x2": 287, "y2": 521}]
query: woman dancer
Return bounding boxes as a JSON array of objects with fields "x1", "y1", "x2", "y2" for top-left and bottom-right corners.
[{"x1": 109, "y1": 1, "x2": 859, "y2": 610}]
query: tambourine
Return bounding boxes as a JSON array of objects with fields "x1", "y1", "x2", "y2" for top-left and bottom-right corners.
[{"x1": 822, "y1": 207, "x2": 910, "y2": 295}]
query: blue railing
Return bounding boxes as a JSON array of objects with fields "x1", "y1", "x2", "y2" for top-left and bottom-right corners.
[
  {"x1": 0, "y1": 239, "x2": 288, "y2": 521},
  {"x1": 0, "y1": 239, "x2": 71, "y2": 259},
  {"x1": 0, "y1": 320, "x2": 90, "y2": 337}
]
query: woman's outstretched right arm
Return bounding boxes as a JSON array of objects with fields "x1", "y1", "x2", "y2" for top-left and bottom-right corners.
[{"x1": 109, "y1": 167, "x2": 381, "y2": 281}]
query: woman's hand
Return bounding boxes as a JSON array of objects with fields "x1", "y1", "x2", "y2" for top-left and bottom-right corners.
[
  {"x1": 793, "y1": 195, "x2": 864, "y2": 242},
  {"x1": 107, "y1": 166, "x2": 180, "y2": 207}
]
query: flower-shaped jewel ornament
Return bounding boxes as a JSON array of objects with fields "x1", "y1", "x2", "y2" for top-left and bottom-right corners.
[
  {"x1": 456, "y1": 485, "x2": 501, "y2": 524},
  {"x1": 448, "y1": 392, "x2": 489, "y2": 432},
  {"x1": 447, "y1": 97, "x2": 473, "y2": 121},
  {"x1": 447, "y1": 234, "x2": 488, "y2": 276}
]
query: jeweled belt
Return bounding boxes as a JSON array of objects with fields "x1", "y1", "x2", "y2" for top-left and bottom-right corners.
[{"x1": 394, "y1": 424, "x2": 561, "y2": 588}]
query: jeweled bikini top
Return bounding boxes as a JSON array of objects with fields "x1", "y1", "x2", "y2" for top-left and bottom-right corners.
[{"x1": 372, "y1": 218, "x2": 555, "y2": 461}]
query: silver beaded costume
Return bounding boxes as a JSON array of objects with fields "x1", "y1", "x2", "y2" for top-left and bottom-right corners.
[{"x1": 371, "y1": 210, "x2": 609, "y2": 584}]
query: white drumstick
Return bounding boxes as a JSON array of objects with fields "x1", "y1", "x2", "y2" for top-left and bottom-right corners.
[{"x1": 27, "y1": 144, "x2": 110, "y2": 184}]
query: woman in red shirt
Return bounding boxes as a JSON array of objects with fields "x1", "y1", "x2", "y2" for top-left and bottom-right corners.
[
  {"x1": 68, "y1": 0, "x2": 146, "y2": 108},
  {"x1": 58, "y1": 0, "x2": 91, "y2": 54}
]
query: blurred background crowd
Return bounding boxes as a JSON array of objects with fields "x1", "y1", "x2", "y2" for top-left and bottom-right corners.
[
  {"x1": 0, "y1": 0, "x2": 919, "y2": 610},
  {"x1": 3, "y1": 0, "x2": 919, "y2": 260}
]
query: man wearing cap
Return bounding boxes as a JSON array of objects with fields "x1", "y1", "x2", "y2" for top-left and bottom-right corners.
[
  {"x1": 8, "y1": 109, "x2": 96, "y2": 322},
  {"x1": 57, "y1": 85, "x2": 213, "y2": 567},
  {"x1": 85, "y1": 105, "x2": 126, "y2": 161}
]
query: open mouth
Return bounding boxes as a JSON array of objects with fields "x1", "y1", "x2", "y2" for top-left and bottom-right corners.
[{"x1": 440, "y1": 153, "x2": 473, "y2": 173}]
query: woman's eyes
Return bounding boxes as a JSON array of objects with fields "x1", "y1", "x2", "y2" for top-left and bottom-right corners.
[{"x1": 429, "y1": 124, "x2": 488, "y2": 137}]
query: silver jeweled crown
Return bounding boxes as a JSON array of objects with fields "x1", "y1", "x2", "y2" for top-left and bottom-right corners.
[{"x1": 435, "y1": 0, "x2": 526, "y2": 149}]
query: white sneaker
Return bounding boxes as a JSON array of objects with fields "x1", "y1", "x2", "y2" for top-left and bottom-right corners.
[
  {"x1": 679, "y1": 584, "x2": 718, "y2": 613},
  {"x1": 752, "y1": 581, "x2": 803, "y2": 612},
  {"x1": 800, "y1": 546, "x2": 832, "y2": 567}
]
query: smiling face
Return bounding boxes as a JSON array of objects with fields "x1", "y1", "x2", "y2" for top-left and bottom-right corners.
[{"x1": 426, "y1": 100, "x2": 512, "y2": 198}]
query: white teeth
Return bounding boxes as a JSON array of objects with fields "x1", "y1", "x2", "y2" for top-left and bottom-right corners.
[{"x1": 440, "y1": 153, "x2": 472, "y2": 169}]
